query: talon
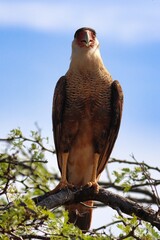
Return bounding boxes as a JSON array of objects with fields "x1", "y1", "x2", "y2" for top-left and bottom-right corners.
[
  {"x1": 51, "y1": 181, "x2": 74, "y2": 194},
  {"x1": 92, "y1": 182, "x2": 99, "y2": 193},
  {"x1": 85, "y1": 182, "x2": 99, "y2": 193}
]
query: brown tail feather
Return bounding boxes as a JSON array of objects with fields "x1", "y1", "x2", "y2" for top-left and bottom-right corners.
[{"x1": 65, "y1": 201, "x2": 93, "y2": 231}]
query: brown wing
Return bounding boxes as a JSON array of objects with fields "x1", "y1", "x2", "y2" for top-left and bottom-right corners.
[
  {"x1": 97, "y1": 80, "x2": 123, "y2": 176},
  {"x1": 52, "y1": 76, "x2": 66, "y2": 173}
]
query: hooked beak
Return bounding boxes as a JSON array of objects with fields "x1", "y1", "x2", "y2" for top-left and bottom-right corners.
[{"x1": 82, "y1": 30, "x2": 92, "y2": 47}]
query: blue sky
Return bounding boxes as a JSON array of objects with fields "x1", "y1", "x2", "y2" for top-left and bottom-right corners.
[{"x1": 0, "y1": 0, "x2": 160, "y2": 230}]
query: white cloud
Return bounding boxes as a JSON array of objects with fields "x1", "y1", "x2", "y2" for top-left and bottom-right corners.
[{"x1": 0, "y1": 1, "x2": 160, "y2": 44}]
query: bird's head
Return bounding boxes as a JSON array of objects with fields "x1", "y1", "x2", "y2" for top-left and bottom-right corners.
[
  {"x1": 74, "y1": 27, "x2": 97, "y2": 48},
  {"x1": 70, "y1": 27, "x2": 103, "y2": 69}
]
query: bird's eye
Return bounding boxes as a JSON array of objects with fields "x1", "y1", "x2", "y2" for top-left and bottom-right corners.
[{"x1": 91, "y1": 33, "x2": 96, "y2": 39}]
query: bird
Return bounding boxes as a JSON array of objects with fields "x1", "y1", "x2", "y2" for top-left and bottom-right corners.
[{"x1": 52, "y1": 27, "x2": 123, "y2": 231}]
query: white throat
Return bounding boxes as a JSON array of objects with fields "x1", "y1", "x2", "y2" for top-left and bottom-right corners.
[{"x1": 69, "y1": 39, "x2": 104, "y2": 71}]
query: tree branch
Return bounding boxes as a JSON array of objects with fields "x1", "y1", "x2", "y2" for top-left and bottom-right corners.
[
  {"x1": 110, "y1": 158, "x2": 160, "y2": 173},
  {"x1": 33, "y1": 186, "x2": 160, "y2": 230}
]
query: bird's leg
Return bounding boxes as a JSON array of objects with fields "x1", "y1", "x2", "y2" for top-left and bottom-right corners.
[
  {"x1": 87, "y1": 153, "x2": 100, "y2": 192},
  {"x1": 51, "y1": 152, "x2": 73, "y2": 193},
  {"x1": 60, "y1": 152, "x2": 72, "y2": 187},
  {"x1": 59, "y1": 152, "x2": 74, "y2": 189}
]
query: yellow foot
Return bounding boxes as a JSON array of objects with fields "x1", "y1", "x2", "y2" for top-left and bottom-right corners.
[
  {"x1": 85, "y1": 181, "x2": 100, "y2": 193},
  {"x1": 51, "y1": 181, "x2": 74, "y2": 194}
]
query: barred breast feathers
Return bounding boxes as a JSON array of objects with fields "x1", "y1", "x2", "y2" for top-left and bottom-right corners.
[{"x1": 64, "y1": 32, "x2": 113, "y2": 116}]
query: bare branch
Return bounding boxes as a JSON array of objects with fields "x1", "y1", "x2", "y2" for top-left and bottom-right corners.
[
  {"x1": 33, "y1": 186, "x2": 160, "y2": 230},
  {"x1": 110, "y1": 158, "x2": 160, "y2": 173},
  {"x1": 98, "y1": 181, "x2": 160, "y2": 205}
]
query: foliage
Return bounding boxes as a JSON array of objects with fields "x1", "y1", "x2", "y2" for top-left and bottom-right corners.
[
  {"x1": 0, "y1": 128, "x2": 160, "y2": 239},
  {"x1": 116, "y1": 214, "x2": 160, "y2": 240}
]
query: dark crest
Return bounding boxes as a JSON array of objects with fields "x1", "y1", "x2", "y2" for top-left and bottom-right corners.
[{"x1": 74, "y1": 27, "x2": 96, "y2": 38}]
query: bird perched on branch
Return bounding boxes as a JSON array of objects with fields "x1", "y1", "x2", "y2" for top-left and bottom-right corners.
[{"x1": 52, "y1": 27, "x2": 123, "y2": 231}]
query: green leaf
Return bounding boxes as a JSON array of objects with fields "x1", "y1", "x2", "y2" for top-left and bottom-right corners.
[{"x1": 121, "y1": 182, "x2": 132, "y2": 192}]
